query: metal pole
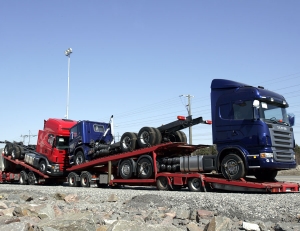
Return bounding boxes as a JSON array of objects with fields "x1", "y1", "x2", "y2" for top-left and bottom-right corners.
[
  {"x1": 188, "y1": 96, "x2": 192, "y2": 144},
  {"x1": 180, "y1": 94, "x2": 194, "y2": 144},
  {"x1": 28, "y1": 130, "x2": 30, "y2": 145},
  {"x1": 65, "y1": 48, "x2": 72, "y2": 119},
  {"x1": 66, "y1": 55, "x2": 70, "y2": 119}
]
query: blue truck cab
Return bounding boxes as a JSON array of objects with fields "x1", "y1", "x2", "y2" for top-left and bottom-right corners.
[
  {"x1": 211, "y1": 79, "x2": 296, "y2": 181},
  {"x1": 68, "y1": 120, "x2": 113, "y2": 165}
]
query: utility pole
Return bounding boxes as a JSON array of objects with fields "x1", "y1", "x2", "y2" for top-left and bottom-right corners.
[
  {"x1": 21, "y1": 130, "x2": 37, "y2": 145},
  {"x1": 180, "y1": 94, "x2": 194, "y2": 144}
]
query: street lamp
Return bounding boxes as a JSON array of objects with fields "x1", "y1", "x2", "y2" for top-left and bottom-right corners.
[{"x1": 65, "y1": 48, "x2": 73, "y2": 119}]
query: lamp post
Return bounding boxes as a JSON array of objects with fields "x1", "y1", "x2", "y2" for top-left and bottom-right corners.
[{"x1": 65, "y1": 48, "x2": 73, "y2": 119}]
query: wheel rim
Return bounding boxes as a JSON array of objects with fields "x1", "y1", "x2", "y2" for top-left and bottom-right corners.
[
  {"x1": 40, "y1": 163, "x2": 46, "y2": 172},
  {"x1": 158, "y1": 177, "x2": 168, "y2": 188},
  {"x1": 76, "y1": 155, "x2": 83, "y2": 164},
  {"x1": 122, "y1": 137, "x2": 131, "y2": 149},
  {"x1": 140, "y1": 162, "x2": 150, "y2": 176},
  {"x1": 140, "y1": 131, "x2": 150, "y2": 145},
  {"x1": 190, "y1": 178, "x2": 201, "y2": 190},
  {"x1": 225, "y1": 159, "x2": 239, "y2": 176},
  {"x1": 121, "y1": 163, "x2": 131, "y2": 176}
]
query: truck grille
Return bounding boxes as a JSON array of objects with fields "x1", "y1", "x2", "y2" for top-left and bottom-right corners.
[{"x1": 268, "y1": 124, "x2": 294, "y2": 162}]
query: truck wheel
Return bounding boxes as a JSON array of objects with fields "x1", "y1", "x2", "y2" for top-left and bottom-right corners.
[
  {"x1": 39, "y1": 160, "x2": 47, "y2": 174},
  {"x1": 68, "y1": 172, "x2": 79, "y2": 187},
  {"x1": 169, "y1": 131, "x2": 185, "y2": 142},
  {"x1": 137, "y1": 127, "x2": 157, "y2": 148},
  {"x1": 137, "y1": 157, "x2": 153, "y2": 179},
  {"x1": 178, "y1": 131, "x2": 187, "y2": 143},
  {"x1": 80, "y1": 171, "x2": 92, "y2": 187},
  {"x1": 156, "y1": 177, "x2": 171, "y2": 191},
  {"x1": 27, "y1": 171, "x2": 37, "y2": 185},
  {"x1": 119, "y1": 159, "x2": 133, "y2": 179},
  {"x1": 11, "y1": 146, "x2": 21, "y2": 160},
  {"x1": 221, "y1": 154, "x2": 245, "y2": 180},
  {"x1": 120, "y1": 132, "x2": 138, "y2": 152},
  {"x1": 153, "y1": 128, "x2": 162, "y2": 145},
  {"x1": 188, "y1": 178, "x2": 203, "y2": 192},
  {"x1": 19, "y1": 171, "x2": 28, "y2": 185},
  {"x1": 254, "y1": 170, "x2": 278, "y2": 181},
  {"x1": 75, "y1": 151, "x2": 85, "y2": 165},
  {"x1": 4, "y1": 143, "x2": 13, "y2": 156}
]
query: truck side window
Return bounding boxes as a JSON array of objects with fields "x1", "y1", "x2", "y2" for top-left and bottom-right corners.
[
  {"x1": 70, "y1": 126, "x2": 78, "y2": 141},
  {"x1": 220, "y1": 103, "x2": 232, "y2": 119},
  {"x1": 94, "y1": 124, "x2": 104, "y2": 133},
  {"x1": 233, "y1": 101, "x2": 253, "y2": 120}
]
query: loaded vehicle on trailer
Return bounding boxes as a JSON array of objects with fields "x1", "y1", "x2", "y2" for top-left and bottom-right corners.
[
  {"x1": 0, "y1": 79, "x2": 297, "y2": 193},
  {"x1": 211, "y1": 79, "x2": 296, "y2": 181}
]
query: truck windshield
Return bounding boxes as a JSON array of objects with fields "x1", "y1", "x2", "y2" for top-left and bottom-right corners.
[
  {"x1": 55, "y1": 137, "x2": 69, "y2": 150},
  {"x1": 259, "y1": 101, "x2": 289, "y2": 125}
]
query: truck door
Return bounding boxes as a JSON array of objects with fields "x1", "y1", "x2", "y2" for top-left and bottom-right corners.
[{"x1": 69, "y1": 124, "x2": 82, "y2": 154}]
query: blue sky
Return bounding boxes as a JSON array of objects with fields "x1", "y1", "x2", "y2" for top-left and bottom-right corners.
[{"x1": 0, "y1": 1, "x2": 299, "y2": 147}]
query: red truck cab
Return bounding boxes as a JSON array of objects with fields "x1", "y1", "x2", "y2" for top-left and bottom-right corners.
[{"x1": 36, "y1": 118, "x2": 77, "y2": 172}]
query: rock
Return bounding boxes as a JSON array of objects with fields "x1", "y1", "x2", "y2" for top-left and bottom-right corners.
[
  {"x1": 64, "y1": 194, "x2": 78, "y2": 203},
  {"x1": 206, "y1": 216, "x2": 232, "y2": 231},
  {"x1": 13, "y1": 207, "x2": 24, "y2": 217},
  {"x1": 0, "y1": 207, "x2": 15, "y2": 217},
  {"x1": 186, "y1": 221, "x2": 204, "y2": 231},
  {"x1": 53, "y1": 193, "x2": 66, "y2": 200},
  {"x1": 107, "y1": 220, "x2": 182, "y2": 231},
  {"x1": 20, "y1": 193, "x2": 33, "y2": 202},
  {"x1": 107, "y1": 194, "x2": 118, "y2": 202},
  {"x1": 0, "y1": 201, "x2": 8, "y2": 209},
  {"x1": 242, "y1": 221, "x2": 260, "y2": 231},
  {"x1": 37, "y1": 212, "x2": 96, "y2": 231},
  {"x1": 176, "y1": 208, "x2": 191, "y2": 220},
  {"x1": 197, "y1": 210, "x2": 214, "y2": 219}
]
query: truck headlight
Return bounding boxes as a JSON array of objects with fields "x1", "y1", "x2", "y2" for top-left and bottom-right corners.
[
  {"x1": 260, "y1": 153, "x2": 273, "y2": 158},
  {"x1": 51, "y1": 164, "x2": 60, "y2": 172}
]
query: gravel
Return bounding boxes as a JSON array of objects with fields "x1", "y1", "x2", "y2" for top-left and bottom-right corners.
[{"x1": 1, "y1": 183, "x2": 300, "y2": 223}]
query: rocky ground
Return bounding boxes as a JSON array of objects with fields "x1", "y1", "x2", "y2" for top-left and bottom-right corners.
[{"x1": 0, "y1": 180, "x2": 300, "y2": 231}]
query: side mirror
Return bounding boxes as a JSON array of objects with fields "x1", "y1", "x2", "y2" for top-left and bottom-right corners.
[
  {"x1": 253, "y1": 100, "x2": 260, "y2": 108},
  {"x1": 70, "y1": 132, "x2": 74, "y2": 140},
  {"x1": 288, "y1": 113, "x2": 295, "y2": 126}
]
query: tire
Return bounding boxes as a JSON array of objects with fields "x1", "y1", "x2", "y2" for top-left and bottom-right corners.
[
  {"x1": 39, "y1": 160, "x2": 47, "y2": 174},
  {"x1": 254, "y1": 169, "x2": 278, "y2": 181},
  {"x1": 80, "y1": 171, "x2": 91, "y2": 187},
  {"x1": 137, "y1": 157, "x2": 153, "y2": 179},
  {"x1": 68, "y1": 172, "x2": 79, "y2": 187},
  {"x1": 220, "y1": 154, "x2": 245, "y2": 180},
  {"x1": 120, "y1": 132, "x2": 138, "y2": 152},
  {"x1": 137, "y1": 127, "x2": 157, "y2": 148},
  {"x1": 156, "y1": 177, "x2": 171, "y2": 191},
  {"x1": 119, "y1": 159, "x2": 134, "y2": 179},
  {"x1": 178, "y1": 131, "x2": 187, "y2": 143},
  {"x1": 169, "y1": 131, "x2": 184, "y2": 142},
  {"x1": 75, "y1": 151, "x2": 85, "y2": 165},
  {"x1": 19, "y1": 171, "x2": 28, "y2": 185},
  {"x1": 4, "y1": 143, "x2": 13, "y2": 156},
  {"x1": 153, "y1": 128, "x2": 162, "y2": 145},
  {"x1": 27, "y1": 171, "x2": 37, "y2": 185},
  {"x1": 188, "y1": 178, "x2": 203, "y2": 192},
  {"x1": 11, "y1": 146, "x2": 21, "y2": 160}
]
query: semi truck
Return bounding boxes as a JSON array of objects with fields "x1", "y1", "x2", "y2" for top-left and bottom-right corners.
[{"x1": 0, "y1": 79, "x2": 297, "y2": 193}]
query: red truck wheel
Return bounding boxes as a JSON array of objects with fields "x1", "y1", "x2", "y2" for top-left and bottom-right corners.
[
  {"x1": 156, "y1": 177, "x2": 171, "y2": 191},
  {"x1": 19, "y1": 171, "x2": 28, "y2": 185},
  {"x1": 39, "y1": 160, "x2": 47, "y2": 174},
  {"x1": 188, "y1": 178, "x2": 203, "y2": 192},
  {"x1": 68, "y1": 172, "x2": 79, "y2": 187}
]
